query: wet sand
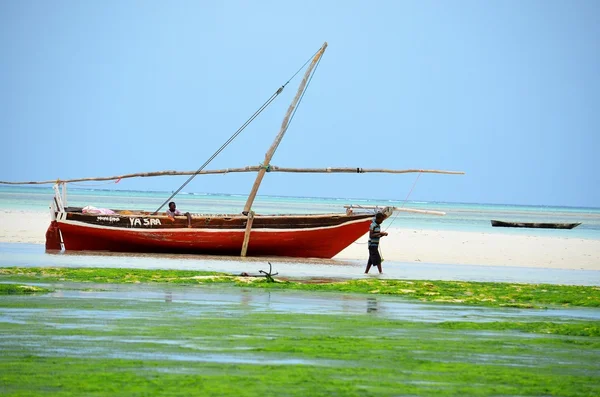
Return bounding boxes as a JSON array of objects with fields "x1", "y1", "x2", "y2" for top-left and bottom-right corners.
[
  {"x1": 2, "y1": 243, "x2": 599, "y2": 286},
  {"x1": 337, "y1": 228, "x2": 600, "y2": 270}
]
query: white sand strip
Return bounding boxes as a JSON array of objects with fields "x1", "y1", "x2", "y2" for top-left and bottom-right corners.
[
  {"x1": 0, "y1": 211, "x2": 49, "y2": 245},
  {"x1": 335, "y1": 229, "x2": 600, "y2": 270}
]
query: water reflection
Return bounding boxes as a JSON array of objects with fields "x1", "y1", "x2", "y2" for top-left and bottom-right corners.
[
  {"x1": 240, "y1": 289, "x2": 251, "y2": 306},
  {"x1": 367, "y1": 297, "x2": 378, "y2": 313},
  {"x1": 12, "y1": 283, "x2": 600, "y2": 323}
]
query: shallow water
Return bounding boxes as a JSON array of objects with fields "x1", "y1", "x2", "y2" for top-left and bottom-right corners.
[
  {"x1": 1, "y1": 283, "x2": 598, "y2": 363},
  {"x1": 5, "y1": 282, "x2": 596, "y2": 323},
  {"x1": 1, "y1": 281, "x2": 599, "y2": 395},
  {"x1": 1, "y1": 242, "x2": 599, "y2": 286}
]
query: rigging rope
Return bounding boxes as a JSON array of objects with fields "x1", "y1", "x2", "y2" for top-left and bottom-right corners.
[
  {"x1": 352, "y1": 170, "x2": 424, "y2": 241},
  {"x1": 153, "y1": 47, "x2": 322, "y2": 214},
  {"x1": 271, "y1": 53, "x2": 324, "y2": 156},
  {"x1": 352, "y1": 170, "x2": 423, "y2": 265},
  {"x1": 376, "y1": 171, "x2": 422, "y2": 263},
  {"x1": 383, "y1": 171, "x2": 422, "y2": 232}
]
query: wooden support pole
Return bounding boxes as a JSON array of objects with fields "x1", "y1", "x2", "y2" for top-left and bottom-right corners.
[
  {"x1": 393, "y1": 207, "x2": 445, "y2": 216},
  {"x1": 344, "y1": 205, "x2": 446, "y2": 216},
  {"x1": 61, "y1": 182, "x2": 67, "y2": 207},
  {"x1": 240, "y1": 210, "x2": 255, "y2": 257}
]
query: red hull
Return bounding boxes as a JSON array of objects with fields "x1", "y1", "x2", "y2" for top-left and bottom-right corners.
[{"x1": 55, "y1": 217, "x2": 371, "y2": 259}]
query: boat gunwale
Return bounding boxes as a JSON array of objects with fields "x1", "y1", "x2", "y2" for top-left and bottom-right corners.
[{"x1": 62, "y1": 210, "x2": 379, "y2": 220}]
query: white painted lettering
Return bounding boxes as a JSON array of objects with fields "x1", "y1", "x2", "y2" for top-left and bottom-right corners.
[
  {"x1": 97, "y1": 216, "x2": 120, "y2": 222},
  {"x1": 128, "y1": 218, "x2": 161, "y2": 227}
]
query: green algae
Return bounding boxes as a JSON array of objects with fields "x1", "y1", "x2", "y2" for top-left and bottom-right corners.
[
  {"x1": 248, "y1": 278, "x2": 600, "y2": 308},
  {"x1": 437, "y1": 320, "x2": 600, "y2": 337},
  {"x1": 0, "y1": 283, "x2": 52, "y2": 295},
  {"x1": 0, "y1": 267, "x2": 226, "y2": 284},
  {"x1": 1, "y1": 290, "x2": 599, "y2": 397},
  {"x1": 2, "y1": 267, "x2": 599, "y2": 308}
]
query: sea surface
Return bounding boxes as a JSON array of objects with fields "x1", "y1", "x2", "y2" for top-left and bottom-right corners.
[{"x1": 1, "y1": 185, "x2": 599, "y2": 239}]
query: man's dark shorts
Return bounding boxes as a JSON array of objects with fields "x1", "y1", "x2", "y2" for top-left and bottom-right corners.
[{"x1": 368, "y1": 245, "x2": 381, "y2": 267}]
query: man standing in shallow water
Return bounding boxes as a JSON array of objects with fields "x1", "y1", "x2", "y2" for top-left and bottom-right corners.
[{"x1": 365, "y1": 212, "x2": 388, "y2": 274}]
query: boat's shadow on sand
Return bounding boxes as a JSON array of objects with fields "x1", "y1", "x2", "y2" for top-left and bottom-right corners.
[
  {"x1": 44, "y1": 248, "x2": 349, "y2": 265},
  {"x1": 42, "y1": 248, "x2": 359, "y2": 281}
]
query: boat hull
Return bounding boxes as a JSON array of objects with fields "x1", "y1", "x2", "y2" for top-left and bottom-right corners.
[
  {"x1": 53, "y1": 212, "x2": 376, "y2": 259},
  {"x1": 490, "y1": 220, "x2": 581, "y2": 229}
]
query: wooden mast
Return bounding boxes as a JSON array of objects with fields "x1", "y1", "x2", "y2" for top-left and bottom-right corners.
[{"x1": 240, "y1": 42, "x2": 328, "y2": 257}]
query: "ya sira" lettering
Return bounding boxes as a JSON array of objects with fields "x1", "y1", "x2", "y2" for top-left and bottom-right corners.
[{"x1": 129, "y1": 218, "x2": 162, "y2": 227}]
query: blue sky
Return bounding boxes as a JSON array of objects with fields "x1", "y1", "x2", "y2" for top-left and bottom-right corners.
[{"x1": 1, "y1": 1, "x2": 598, "y2": 207}]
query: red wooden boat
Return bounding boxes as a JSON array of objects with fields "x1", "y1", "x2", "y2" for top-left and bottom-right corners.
[{"x1": 46, "y1": 204, "x2": 392, "y2": 258}]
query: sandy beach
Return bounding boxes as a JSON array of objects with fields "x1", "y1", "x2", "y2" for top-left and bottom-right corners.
[
  {"x1": 1, "y1": 210, "x2": 598, "y2": 271},
  {"x1": 336, "y1": 228, "x2": 600, "y2": 271}
]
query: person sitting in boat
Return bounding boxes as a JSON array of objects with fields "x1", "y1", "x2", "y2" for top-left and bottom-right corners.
[
  {"x1": 166, "y1": 202, "x2": 181, "y2": 218},
  {"x1": 166, "y1": 202, "x2": 192, "y2": 225},
  {"x1": 166, "y1": 201, "x2": 190, "y2": 218}
]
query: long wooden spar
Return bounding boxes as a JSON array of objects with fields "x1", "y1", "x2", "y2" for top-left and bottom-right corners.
[
  {"x1": 239, "y1": 42, "x2": 328, "y2": 257},
  {"x1": 0, "y1": 167, "x2": 465, "y2": 185},
  {"x1": 243, "y1": 43, "x2": 329, "y2": 215}
]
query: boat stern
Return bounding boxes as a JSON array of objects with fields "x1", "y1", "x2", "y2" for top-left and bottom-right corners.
[
  {"x1": 46, "y1": 183, "x2": 66, "y2": 251},
  {"x1": 45, "y1": 221, "x2": 62, "y2": 250}
]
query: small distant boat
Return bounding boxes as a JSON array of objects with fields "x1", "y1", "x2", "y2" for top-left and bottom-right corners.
[{"x1": 490, "y1": 220, "x2": 581, "y2": 230}]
